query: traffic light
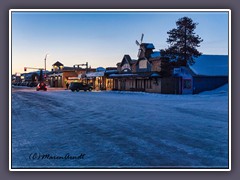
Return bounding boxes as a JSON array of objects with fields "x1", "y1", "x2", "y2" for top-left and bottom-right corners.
[{"x1": 24, "y1": 67, "x2": 27, "y2": 71}]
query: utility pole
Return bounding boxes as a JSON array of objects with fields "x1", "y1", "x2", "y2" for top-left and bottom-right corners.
[{"x1": 44, "y1": 54, "x2": 48, "y2": 80}]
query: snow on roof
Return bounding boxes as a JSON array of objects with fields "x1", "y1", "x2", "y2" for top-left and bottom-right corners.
[
  {"x1": 150, "y1": 51, "x2": 161, "y2": 58},
  {"x1": 96, "y1": 67, "x2": 106, "y2": 72},
  {"x1": 146, "y1": 44, "x2": 154, "y2": 49},
  {"x1": 142, "y1": 43, "x2": 155, "y2": 49},
  {"x1": 49, "y1": 73, "x2": 63, "y2": 77},
  {"x1": 86, "y1": 71, "x2": 105, "y2": 78},
  {"x1": 190, "y1": 55, "x2": 228, "y2": 76},
  {"x1": 23, "y1": 70, "x2": 50, "y2": 76},
  {"x1": 105, "y1": 70, "x2": 118, "y2": 74}
]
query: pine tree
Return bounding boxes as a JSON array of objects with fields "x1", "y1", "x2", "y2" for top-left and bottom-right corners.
[
  {"x1": 166, "y1": 17, "x2": 203, "y2": 66},
  {"x1": 159, "y1": 49, "x2": 173, "y2": 77}
]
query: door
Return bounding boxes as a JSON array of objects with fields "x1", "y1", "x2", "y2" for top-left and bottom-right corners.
[{"x1": 120, "y1": 80, "x2": 126, "y2": 90}]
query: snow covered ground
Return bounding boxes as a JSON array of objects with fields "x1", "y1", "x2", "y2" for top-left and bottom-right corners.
[{"x1": 11, "y1": 85, "x2": 229, "y2": 169}]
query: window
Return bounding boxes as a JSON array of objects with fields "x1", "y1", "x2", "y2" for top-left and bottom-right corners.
[
  {"x1": 183, "y1": 79, "x2": 192, "y2": 89},
  {"x1": 121, "y1": 64, "x2": 131, "y2": 71},
  {"x1": 139, "y1": 60, "x2": 147, "y2": 69}
]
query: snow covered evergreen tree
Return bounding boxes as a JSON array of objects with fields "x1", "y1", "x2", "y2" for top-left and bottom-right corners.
[
  {"x1": 165, "y1": 17, "x2": 203, "y2": 66},
  {"x1": 159, "y1": 49, "x2": 173, "y2": 77}
]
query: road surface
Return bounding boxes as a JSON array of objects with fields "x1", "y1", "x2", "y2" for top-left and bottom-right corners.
[{"x1": 11, "y1": 87, "x2": 229, "y2": 169}]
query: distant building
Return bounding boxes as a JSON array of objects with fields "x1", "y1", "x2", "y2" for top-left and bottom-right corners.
[
  {"x1": 48, "y1": 61, "x2": 117, "y2": 90},
  {"x1": 18, "y1": 70, "x2": 49, "y2": 83},
  {"x1": 49, "y1": 61, "x2": 94, "y2": 88},
  {"x1": 52, "y1": 61, "x2": 64, "y2": 72}
]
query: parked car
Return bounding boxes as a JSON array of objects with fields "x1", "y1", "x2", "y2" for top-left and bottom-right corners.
[
  {"x1": 26, "y1": 82, "x2": 31, "y2": 86},
  {"x1": 36, "y1": 82, "x2": 47, "y2": 91},
  {"x1": 21, "y1": 82, "x2": 28, "y2": 86},
  {"x1": 28, "y1": 82, "x2": 38, "y2": 87},
  {"x1": 69, "y1": 82, "x2": 93, "y2": 92}
]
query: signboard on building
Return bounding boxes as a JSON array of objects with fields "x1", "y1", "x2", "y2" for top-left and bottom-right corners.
[
  {"x1": 173, "y1": 68, "x2": 181, "y2": 74},
  {"x1": 68, "y1": 76, "x2": 79, "y2": 80}
]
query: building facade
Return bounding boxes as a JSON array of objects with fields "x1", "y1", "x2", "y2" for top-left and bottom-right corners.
[
  {"x1": 109, "y1": 43, "x2": 228, "y2": 94},
  {"x1": 109, "y1": 43, "x2": 163, "y2": 93}
]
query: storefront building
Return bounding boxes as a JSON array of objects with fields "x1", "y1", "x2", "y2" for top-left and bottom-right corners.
[
  {"x1": 109, "y1": 43, "x2": 163, "y2": 93},
  {"x1": 109, "y1": 43, "x2": 228, "y2": 94}
]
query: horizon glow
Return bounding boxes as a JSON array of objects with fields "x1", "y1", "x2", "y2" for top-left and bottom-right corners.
[{"x1": 11, "y1": 10, "x2": 229, "y2": 74}]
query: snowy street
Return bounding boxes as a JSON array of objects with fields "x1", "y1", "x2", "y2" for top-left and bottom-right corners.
[{"x1": 11, "y1": 86, "x2": 229, "y2": 169}]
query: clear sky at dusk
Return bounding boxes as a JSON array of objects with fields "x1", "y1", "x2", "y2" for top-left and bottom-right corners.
[{"x1": 11, "y1": 10, "x2": 229, "y2": 74}]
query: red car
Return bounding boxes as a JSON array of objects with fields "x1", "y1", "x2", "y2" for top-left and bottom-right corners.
[{"x1": 36, "y1": 82, "x2": 47, "y2": 91}]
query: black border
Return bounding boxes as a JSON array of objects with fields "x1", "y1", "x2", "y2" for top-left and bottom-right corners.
[{"x1": 1, "y1": 0, "x2": 240, "y2": 179}]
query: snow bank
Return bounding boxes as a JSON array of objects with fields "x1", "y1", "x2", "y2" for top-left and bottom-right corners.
[{"x1": 199, "y1": 83, "x2": 228, "y2": 95}]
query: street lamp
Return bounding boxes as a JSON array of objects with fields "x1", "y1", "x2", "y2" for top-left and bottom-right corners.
[{"x1": 44, "y1": 53, "x2": 49, "y2": 80}]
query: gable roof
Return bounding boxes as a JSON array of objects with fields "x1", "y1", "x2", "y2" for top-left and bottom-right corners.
[
  {"x1": 190, "y1": 55, "x2": 228, "y2": 76},
  {"x1": 120, "y1": 55, "x2": 133, "y2": 66},
  {"x1": 52, "y1": 61, "x2": 64, "y2": 67}
]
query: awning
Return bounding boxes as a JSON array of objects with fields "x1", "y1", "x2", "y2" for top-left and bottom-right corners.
[
  {"x1": 151, "y1": 73, "x2": 161, "y2": 77},
  {"x1": 109, "y1": 72, "x2": 161, "y2": 78},
  {"x1": 109, "y1": 74, "x2": 138, "y2": 78}
]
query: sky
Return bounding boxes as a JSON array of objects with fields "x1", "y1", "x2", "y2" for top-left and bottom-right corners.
[{"x1": 11, "y1": 10, "x2": 229, "y2": 74}]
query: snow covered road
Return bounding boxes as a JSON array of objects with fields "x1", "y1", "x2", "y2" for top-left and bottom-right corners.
[{"x1": 11, "y1": 87, "x2": 229, "y2": 169}]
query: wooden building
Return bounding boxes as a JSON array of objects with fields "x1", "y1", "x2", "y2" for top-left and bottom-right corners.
[
  {"x1": 172, "y1": 55, "x2": 228, "y2": 94},
  {"x1": 109, "y1": 42, "x2": 163, "y2": 93},
  {"x1": 109, "y1": 42, "x2": 228, "y2": 94}
]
